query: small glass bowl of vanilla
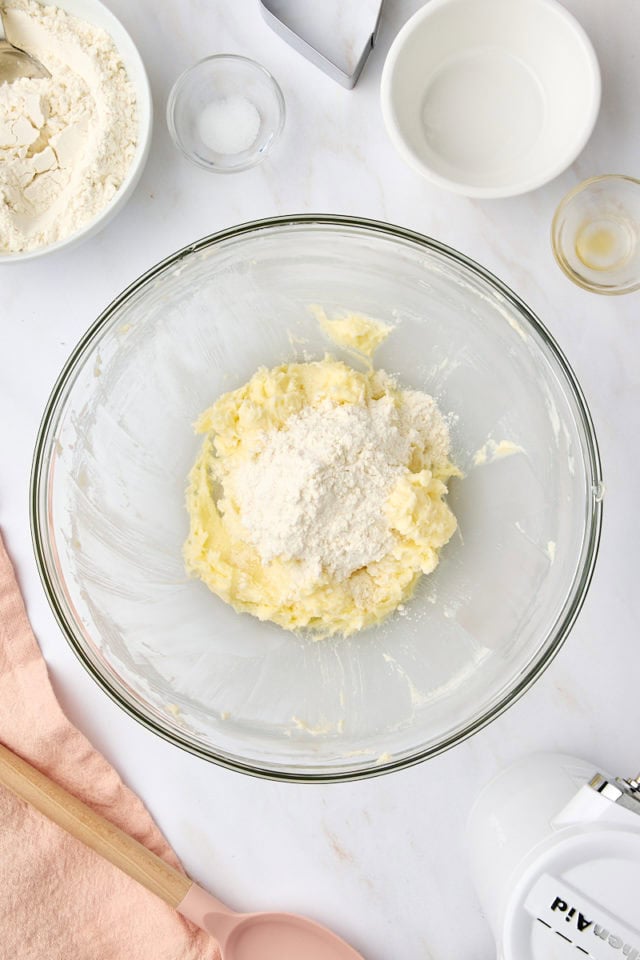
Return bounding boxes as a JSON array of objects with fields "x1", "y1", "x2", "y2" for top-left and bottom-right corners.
[{"x1": 552, "y1": 175, "x2": 640, "y2": 295}]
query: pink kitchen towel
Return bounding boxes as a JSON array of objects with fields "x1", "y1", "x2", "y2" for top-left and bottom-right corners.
[{"x1": 0, "y1": 532, "x2": 219, "y2": 960}]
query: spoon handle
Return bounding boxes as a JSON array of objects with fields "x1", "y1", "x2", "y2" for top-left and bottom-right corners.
[{"x1": 0, "y1": 740, "x2": 192, "y2": 907}]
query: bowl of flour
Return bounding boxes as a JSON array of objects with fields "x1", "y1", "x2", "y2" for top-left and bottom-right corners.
[{"x1": 0, "y1": 0, "x2": 152, "y2": 260}]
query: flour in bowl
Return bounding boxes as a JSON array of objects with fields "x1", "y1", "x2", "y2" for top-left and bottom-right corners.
[
  {"x1": 233, "y1": 397, "x2": 411, "y2": 582},
  {"x1": 185, "y1": 354, "x2": 459, "y2": 637},
  {"x1": 232, "y1": 390, "x2": 452, "y2": 583},
  {"x1": 0, "y1": 0, "x2": 137, "y2": 253}
]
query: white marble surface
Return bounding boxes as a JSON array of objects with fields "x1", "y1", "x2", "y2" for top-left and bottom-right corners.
[{"x1": 1, "y1": 1, "x2": 639, "y2": 958}]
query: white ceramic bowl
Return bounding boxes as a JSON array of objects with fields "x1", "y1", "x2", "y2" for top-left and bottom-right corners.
[
  {"x1": 381, "y1": 0, "x2": 601, "y2": 198},
  {"x1": 1, "y1": 0, "x2": 152, "y2": 263}
]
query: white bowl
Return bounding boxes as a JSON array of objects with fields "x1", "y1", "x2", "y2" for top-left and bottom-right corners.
[
  {"x1": 380, "y1": 0, "x2": 601, "y2": 198},
  {"x1": 1, "y1": 0, "x2": 152, "y2": 263}
]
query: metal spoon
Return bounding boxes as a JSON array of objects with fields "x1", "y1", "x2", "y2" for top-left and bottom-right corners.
[
  {"x1": 0, "y1": 8, "x2": 51, "y2": 81},
  {"x1": 0, "y1": 741, "x2": 366, "y2": 960}
]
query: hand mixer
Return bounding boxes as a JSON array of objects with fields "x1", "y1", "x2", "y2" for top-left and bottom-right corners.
[{"x1": 468, "y1": 753, "x2": 640, "y2": 960}]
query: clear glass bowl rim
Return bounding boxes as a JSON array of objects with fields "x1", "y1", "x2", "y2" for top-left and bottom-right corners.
[{"x1": 30, "y1": 214, "x2": 603, "y2": 783}]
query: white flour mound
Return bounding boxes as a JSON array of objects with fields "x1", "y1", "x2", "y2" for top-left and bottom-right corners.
[
  {"x1": 0, "y1": 0, "x2": 137, "y2": 253},
  {"x1": 232, "y1": 392, "x2": 451, "y2": 582}
]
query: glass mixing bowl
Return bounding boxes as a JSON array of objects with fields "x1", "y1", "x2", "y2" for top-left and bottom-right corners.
[{"x1": 31, "y1": 216, "x2": 602, "y2": 782}]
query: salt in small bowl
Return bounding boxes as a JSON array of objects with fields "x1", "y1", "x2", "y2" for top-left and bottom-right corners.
[{"x1": 167, "y1": 55, "x2": 285, "y2": 173}]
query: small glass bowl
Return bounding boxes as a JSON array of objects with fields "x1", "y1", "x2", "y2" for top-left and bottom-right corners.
[
  {"x1": 551, "y1": 175, "x2": 640, "y2": 295},
  {"x1": 167, "y1": 55, "x2": 285, "y2": 173}
]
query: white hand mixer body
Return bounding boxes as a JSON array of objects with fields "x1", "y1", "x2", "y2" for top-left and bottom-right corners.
[{"x1": 468, "y1": 753, "x2": 640, "y2": 960}]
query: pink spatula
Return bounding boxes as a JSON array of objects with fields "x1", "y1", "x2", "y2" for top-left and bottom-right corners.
[{"x1": 0, "y1": 741, "x2": 365, "y2": 959}]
